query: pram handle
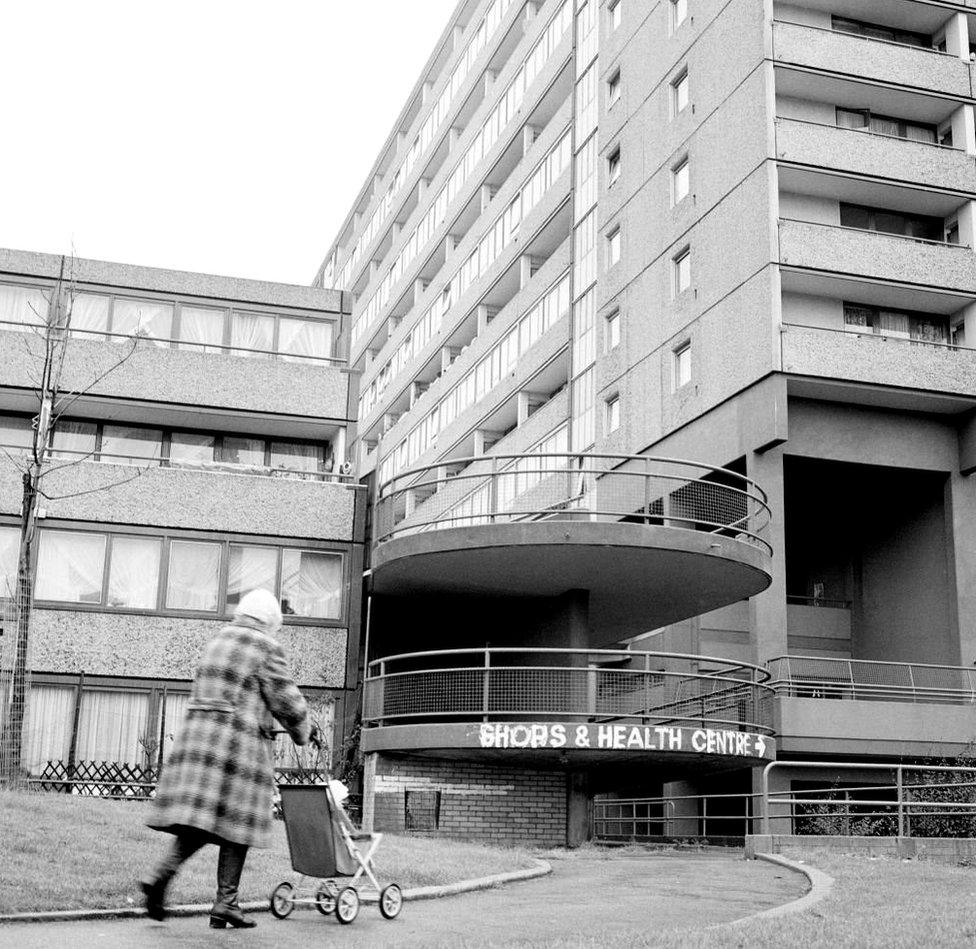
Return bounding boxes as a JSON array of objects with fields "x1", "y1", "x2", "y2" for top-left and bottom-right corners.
[{"x1": 268, "y1": 727, "x2": 324, "y2": 751}]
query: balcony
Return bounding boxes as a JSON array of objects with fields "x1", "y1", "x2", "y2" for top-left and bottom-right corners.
[
  {"x1": 781, "y1": 323, "x2": 976, "y2": 398},
  {"x1": 775, "y1": 118, "x2": 976, "y2": 195},
  {"x1": 778, "y1": 219, "x2": 976, "y2": 294},
  {"x1": 362, "y1": 647, "x2": 775, "y2": 767},
  {"x1": 772, "y1": 20, "x2": 972, "y2": 99},
  {"x1": 370, "y1": 452, "x2": 773, "y2": 644},
  {"x1": 768, "y1": 655, "x2": 976, "y2": 756},
  {"x1": 0, "y1": 448, "x2": 359, "y2": 542},
  {"x1": 0, "y1": 322, "x2": 350, "y2": 423}
]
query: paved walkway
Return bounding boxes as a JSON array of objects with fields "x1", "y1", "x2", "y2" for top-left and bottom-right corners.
[{"x1": 0, "y1": 852, "x2": 805, "y2": 949}]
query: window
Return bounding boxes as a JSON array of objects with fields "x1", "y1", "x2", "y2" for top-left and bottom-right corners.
[
  {"x1": 70, "y1": 293, "x2": 111, "y2": 338},
  {"x1": 230, "y1": 311, "x2": 275, "y2": 356},
  {"x1": 608, "y1": 71, "x2": 621, "y2": 109},
  {"x1": 673, "y1": 247, "x2": 691, "y2": 294},
  {"x1": 0, "y1": 416, "x2": 32, "y2": 448},
  {"x1": 178, "y1": 306, "x2": 225, "y2": 352},
  {"x1": 670, "y1": 0, "x2": 688, "y2": 31},
  {"x1": 112, "y1": 299, "x2": 173, "y2": 344},
  {"x1": 673, "y1": 343, "x2": 692, "y2": 388},
  {"x1": 35, "y1": 531, "x2": 106, "y2": 604},
  {"x1": 165, "y1": 540, "x2": 222, "y2": 611},
  {"x1": 99, "y1": 425, "x2": 162, "y2": 463},
  {"x1": 607, "y1": 227, "x2": 621, "y2": 267},
  {"x1": 1, "y1": 525, "x2": 19, "y2": 597},
  {"x1": 281, "y1": 550, "x2": 342, "y2": 619},
  {"x1": 227, "y1": 545, "x2": 279, "y2": 610},
  {"x1": 835, "y1": 108, "x2": 937, "y2": 144},
  {"x1": 107, "y1": 536, "x2": 161, "y2": 608},
  {"x1": 671, "y1": 70, "x2": 689, "y2": 116},
  {"x1": 50, "y1": 421, "x2": 97, "y2": 460},
  {"x1": 672, "y1": 157, "x2": 690, "y2": 204},
  {"x1": 605, "y1": 395, "x2": 620, "y2": 433},
  {"x1": 843, "y1": 302, "x2": 948, "y2": 343},
  {"x1": 609, "y1": 0, "x2": 621, "y2": 30},
  {"x1": 839, "y1": 203, "x2": 943, "y2": 241},
  {"x1": 0, "y1": 284, "x2": 48, "y2": 331},
  {"x1": 169, "y1": 432, "x2": 216, "y2": 465},
  {"x1": 271, "y1": 441, "x2": 323, "y2": 474},
  {"x1": 832, "y1": 16, "x2": 929, "y2": 48},
  {"x1": 607, "y1": 147, "x2": 621, "y2": 187},
  {"x1": 278, "y1": 318, "x2": 333, "y2": 363},
  {"x1": 605, "y1": 310, "x2": 620, "y2": 351},
  {"x1": 221, "y1": 436, "x2": 266, "y2": 467}
]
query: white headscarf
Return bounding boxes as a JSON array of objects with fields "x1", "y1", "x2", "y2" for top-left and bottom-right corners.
[{"x1": 234, "y1": 588, "x2": 283, "y2": 632}]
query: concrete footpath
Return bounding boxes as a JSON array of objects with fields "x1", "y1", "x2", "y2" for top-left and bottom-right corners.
[{"x1": 0, "y1": 852, "x2": 806, "y2": 948}]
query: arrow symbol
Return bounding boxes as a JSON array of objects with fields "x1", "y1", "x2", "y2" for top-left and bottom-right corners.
[{"x1": 755, "y1": 735, "x2": 766, "y2": 757}]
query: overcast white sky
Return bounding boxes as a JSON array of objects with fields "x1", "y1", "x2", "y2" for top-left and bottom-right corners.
[{"x1": 0, "y1": 1, "x2": 458, "y2": 286}]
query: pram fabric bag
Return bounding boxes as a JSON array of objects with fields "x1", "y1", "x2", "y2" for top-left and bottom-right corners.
[{"x1": 278, "y1": 785, "x2": 358, "y2": 877}]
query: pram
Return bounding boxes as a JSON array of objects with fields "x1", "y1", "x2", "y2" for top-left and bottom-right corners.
[{"x1": 268, "y1": 778, "x2": 403, "y2": 924}]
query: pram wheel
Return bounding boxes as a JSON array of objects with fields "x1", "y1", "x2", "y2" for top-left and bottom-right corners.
[
  {"x1": 379, "y1": 883, "x2": 403, "y2": 920},
  {"x1": 335, "y1": 886, "x2": 360, "y2": 924},
  {"x1": 315, "y1": 882, "x2": 337, "y2": 915},
  {"x1": 269, "y1": 882, "x2": 295, "y2": 919}
]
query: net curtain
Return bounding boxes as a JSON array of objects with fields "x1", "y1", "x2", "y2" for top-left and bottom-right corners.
[
  {"x1": 76, "y1": 689, "x2": 150, "y2": 764},
  {"x1": 20, "y1": 685, "x2": 74, "y2": 774}
]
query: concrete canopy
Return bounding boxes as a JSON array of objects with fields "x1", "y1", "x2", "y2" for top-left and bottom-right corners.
[{"x1": 369, "y1": 521, "x2": 772, "y2": 644}]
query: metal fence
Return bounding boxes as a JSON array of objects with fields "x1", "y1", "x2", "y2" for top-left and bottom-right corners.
[
  {"x1": 363, "y1": 648, "x2": 775, "y2": 733},
  {"x1": 593, "y1": 794, "x2": 754, "y2": 840},
  {"x1": 374, "y1": 452, "x2": 771, "y2": 554},
  {"x1": 767, "y1": 656, "x2": 976, "y2": 704}
]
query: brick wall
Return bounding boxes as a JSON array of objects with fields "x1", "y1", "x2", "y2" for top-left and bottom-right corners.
[{"x1": 365, "y1": 754, "x2": 567, "y2": 846}]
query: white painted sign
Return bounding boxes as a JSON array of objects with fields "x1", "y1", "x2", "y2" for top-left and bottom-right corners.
[{"x1": 474, "y1": 722, "x2": 772, "y2": 759}]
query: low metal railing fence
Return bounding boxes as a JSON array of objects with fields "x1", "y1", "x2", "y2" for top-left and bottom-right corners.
[
  {"x1": 767, "y1": 655, "x2": 976, "y2": 705},
  {"x1": 363, "y1": 648, "x2": 775, "y2": 733},
  {"x1": 374, "y1": 452, "x2": 771, "y2": 554},
  {"x1": 593, "y1": 793, "x2": 754, "y2": 840}
]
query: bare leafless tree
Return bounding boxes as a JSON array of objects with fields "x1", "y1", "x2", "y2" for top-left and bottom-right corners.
[{"x1": 1, "y1": 255, "x2": 145, "y2": 782}]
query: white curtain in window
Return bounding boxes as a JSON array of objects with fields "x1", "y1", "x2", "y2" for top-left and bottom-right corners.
[
  {"x1": 169, "y1": 432, "x2": 216, "y2": 465},
  {"x1": 35, "y1": 531, "x2": 106, "y2": 603},
  {"x1": 112, "y1": 299, "x2": 174, "y2": 345},
  {"x1": 869, "y1": 116, "x2": 901, "y2": 138},
  {"x1": 21, "y1": 685, "x2": 75, "y2": 773},
  {"x1": 161, "y1": 691, "x2": 190, "y2": 760},
  {"x1": 878, "y1": 311, "x2": 910, "y2": 338},
  {"x1": 226, "y1": 545, "x2": 278, "y2": 609},
  {"x1": 906, "y1": 124, "x2": 936, "y2": 144},
  {"x1": 278, "y1": 318, "x2": 332, "y2": 362},
  {"x1": 0, "y1": 525, "x2": 19, "y2": 598},
  {"x1": 220, "y1": 437, "x2": 265, "y2": 466},
  {"x1": 0, "y1": 416, "x2": 32, "y2": 448},
  {"x1": 165, "y1": 540, "x2": 221, "y2": 610},
  {"x1": 100, "y1": 426, "x2": 162, "y2": 463},
  {"x1": 281, "y1": 550, "x2": 342, "y2": 618},
  {"x1": 76, "y1": 689, "x2": 150, "y2": 764},
  {"x1": 270, "y1": 441, "x2": 320, "y2": 474},
  {"x1": 0, "y1": 284, "x2": 48, "y2": 331},
  {"x1": 69, "y1": 293, "x2": 110, "y2": 338},
  {"x1": 107, "y1": 536, "x2": 161, "y2": 608},
  {"x1": 230, "y1": 312, "x2": 274, "y2": 356},
  {"x1": 179, "y1": 306, "x2": 225, "y2": 352},
  {"x1": 50, "y1": 420, "x2": 97, "y2": 460}
]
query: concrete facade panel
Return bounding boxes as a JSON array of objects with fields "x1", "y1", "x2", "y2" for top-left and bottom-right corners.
[{"x1": 29, "y1": 609, "x2": 347, "y2": 688}]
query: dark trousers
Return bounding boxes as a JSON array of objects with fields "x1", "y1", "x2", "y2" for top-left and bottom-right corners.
[{"x1": 149, "y1": 829, "x2": 249, "y2": 911}]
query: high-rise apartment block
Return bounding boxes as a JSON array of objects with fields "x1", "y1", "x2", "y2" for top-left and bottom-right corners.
[{"x1": 318, "y1": 0, "x2": 976, "y2": 844}]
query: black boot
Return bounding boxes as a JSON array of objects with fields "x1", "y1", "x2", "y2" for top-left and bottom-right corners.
[
  {"x1": 142, "y1": 832, "x2": 208, "y2": 921},
  {"x1": 209, "y1": 842, "x2": 256, "y2": 929}
]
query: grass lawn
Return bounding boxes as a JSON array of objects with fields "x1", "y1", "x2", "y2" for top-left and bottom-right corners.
[
  {"x1": 497, "y1": 846, "x2": 976, "y2": 949},
  {"x1": 0, "y1": 790, "x2": 537, "y2": 915}
]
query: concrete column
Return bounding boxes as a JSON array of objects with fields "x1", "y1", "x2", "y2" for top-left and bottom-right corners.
[
  {"x1": 480, "y1": 184, "x2": 495, "y2": 212},
  {"x1": 396, "y1": 131, "x2": 407, "y2": 153},
  {"x1": 566, "y1": 771, "x2": 591, "y2": 847},
  {"x1": 663, "y1": 780, "x2": 700, "y2": 836},
  {"x1": 452, "y1": 24, "x2": 464, "y2": 49},
  {"x1": 946, "y1": 106, "x2": 976, "y2": 155},
  {"x1": 517, "y1": 391, "x2": 545, "y2": 425},
  {"x1": 418, "y1": 178, "x2": 430, "y2": 200},
  {"x1": 946, "y1": 470, "x2": 976, "y2": 663},
  {"x1": 421, "y1": 80, "x2": 433, "y2": 104},
  {"x1": 483, "y1": 71, "x2": 496, "y2": 95},
  {"x1": 414, "y1": 278, "x2": 428, "y2": 304},
  {"x1": 955, "y1": 200, "x2": 976, "y2": 251},
  {"x1": 448, "y1": 127, "x2": 462, "y2": 151},
  {"x1": 564, "y1": 588, "x2": 590, "y2": 652},
  {"x1": 362, "y1": 753, "x2": 378, "y2": 832},
  {"x1": 958, "y1": 302, "x2": 976, "y2": 348},
  {"x1": 746, "y1": 446, "x2": 789, "y2": 664},
  {"x1": 943, "y1": 13, "x2": 970, "y2": 60},
  {"x1": 519, "y1": 255, "x2": 536, "y2": 290},
  {"x1": 522, "y1": 125, "x2": 538, "y2": 156},
  {"x1": 391, "y1": 221, "x2": 402, "y2": 241}
]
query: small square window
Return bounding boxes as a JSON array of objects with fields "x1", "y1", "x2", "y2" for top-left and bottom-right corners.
[
  {"x1": 608, "y1": 227, "x2": 621, "y2": 267},
  {"x1": 672, "y1": 157, "x2": 690, "y2": 204},
  {"x1": 605, "y1": 395, "x2": 620, "y2": 433},
  {"x1": 610, "y1": 0, "x2": 622, "y2": 30},
  {"x1": 673, "y1": 247, "x2": 691, "y2": 294},
  {"x1": 673, "y1": 343, "x2": 692, "y2": 389},
  {"x1": 608, "y1": 71, "x2": 621, "y2": 109},
  {"x1": 671, "y1": 70, "x2": 689, "y2": 117},
  {"x1": 608, "y1": 147, "x2": 621, "y2": 187},
  {"x1": 606, "y1": 311, "x2": 620, "y2": 351},
  {"x1": 670, "y1": 0, "x2": 688, "y2": 31}
]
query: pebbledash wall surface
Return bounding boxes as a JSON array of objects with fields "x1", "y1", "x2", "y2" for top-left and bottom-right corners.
[{"x1": 0, "y1": 248, "x2": 363, "y2": 775}]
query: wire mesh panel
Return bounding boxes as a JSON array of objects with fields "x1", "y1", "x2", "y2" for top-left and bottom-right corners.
[{"x1": 0, "y1": 580, "x2": 34, "y2": 785}]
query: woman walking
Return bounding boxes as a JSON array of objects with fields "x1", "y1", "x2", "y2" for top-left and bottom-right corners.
[{"x1": 141, "y1": 588, "x2": 313, "y2": 929}]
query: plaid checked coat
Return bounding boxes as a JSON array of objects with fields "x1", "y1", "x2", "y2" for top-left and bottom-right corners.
[{"x1": 148, "y1": 617, "x2": 310, "y2": 847}]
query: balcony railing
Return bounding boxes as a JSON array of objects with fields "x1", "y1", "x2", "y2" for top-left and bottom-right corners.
[
  {"x1": 768, "y1": 655, "x2": 976, "y2": 705},
  {"x1": 374, "y1": 452, "x2": 772, "y2": 554},
  {"x1": 363, "y1": 647, "x2": 775, "y2": 734}
]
